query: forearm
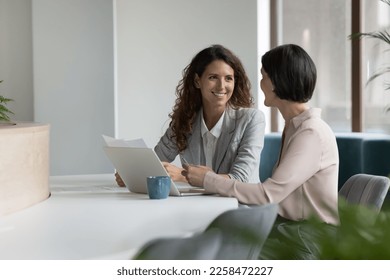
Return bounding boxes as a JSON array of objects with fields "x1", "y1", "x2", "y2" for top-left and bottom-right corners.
[{"x1": 203, "y1": 172, "x2": 269, "y2": 205}]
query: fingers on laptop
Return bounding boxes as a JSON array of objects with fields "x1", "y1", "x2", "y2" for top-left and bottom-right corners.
[{"x1": 115, "y1": 172, "x2": 126, "y2": 187}]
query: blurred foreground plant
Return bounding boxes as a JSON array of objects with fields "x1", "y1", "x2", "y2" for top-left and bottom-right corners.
[
  {"x1": 262, "y1": 199, "x2": 390, "y2": 260},
  {"x1": 319, "y1": 199, "x2": 390, "y2": 259}
]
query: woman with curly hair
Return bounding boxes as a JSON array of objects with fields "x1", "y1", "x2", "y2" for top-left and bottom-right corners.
[{"x1": 116, "y1": 44, "x2": 265, "y2": 186}]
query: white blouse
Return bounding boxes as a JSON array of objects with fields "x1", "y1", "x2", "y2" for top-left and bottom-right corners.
[{"x1": 200, "y1": 110, "x2": 225, "y2": 168}]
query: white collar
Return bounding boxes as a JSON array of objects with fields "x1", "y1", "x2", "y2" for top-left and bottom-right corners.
[{"x1": 200, "y1": 109, "x2": 225, "y2": 138}]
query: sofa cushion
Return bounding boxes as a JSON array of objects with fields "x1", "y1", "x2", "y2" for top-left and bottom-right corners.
[
  {"x1": 261, "y1": 132, "x2": 390, "y2": 194},
  {"x1": 363, "y1": 139, "x2": 390, "y2": 177},
  {"x1": 335, "y1": 134, "x2": 364, "y2": 188},
  {"x1": 260, "y1": 133, "x2": 281, "y2": 182}
]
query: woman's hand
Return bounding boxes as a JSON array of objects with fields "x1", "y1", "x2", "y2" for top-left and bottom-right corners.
[
  {"x1": 181, "y1": 164, "x2": 213, "y2": 187},
  {"x1": 162, "y1": 162, "x2": 188, "y2": 182},
  {"x1": 115, "y1": 172, "x2": 126, "y2": 187}
]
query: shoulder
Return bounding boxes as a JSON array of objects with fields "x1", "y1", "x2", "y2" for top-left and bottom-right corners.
[
  {"x1": 295, "y1": 108, "x2": 331, "y2": 134},
  {"x1": 300, "y1": 110, "x2": 333, "y2": 134},
  {"x1": 298, "y1": 114, "x2": 337, "y2": 148}
]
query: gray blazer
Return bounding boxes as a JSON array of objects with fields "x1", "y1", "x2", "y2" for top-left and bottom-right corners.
[{"x1": 154, "y1": 107, "x2": 265, "y2": 183}]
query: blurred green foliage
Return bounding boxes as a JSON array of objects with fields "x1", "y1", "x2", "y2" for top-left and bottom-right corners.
[
  {"x1": 319, "y1": 199, "x2": 390, "y2": 259},
  {"x1": 261, "y1": 199, "x2": 390, "y2": 260},
  {"x1": 0, "y1": 80, "x2": 14, "y2": 122}
]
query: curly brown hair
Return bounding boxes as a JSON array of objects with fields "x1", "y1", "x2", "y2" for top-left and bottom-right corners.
[{"x1": 169, "y1": 44, "x2": 253, "y2": 152}]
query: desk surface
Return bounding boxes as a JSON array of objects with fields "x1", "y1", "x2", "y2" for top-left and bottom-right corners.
[{"x1": 0, "y1": 174, "x2": 238, "y2": 260}]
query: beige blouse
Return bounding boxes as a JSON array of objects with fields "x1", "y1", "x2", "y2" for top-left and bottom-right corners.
[{"x1": 204, "y1": 108, "x2": 340, "y2": 225}]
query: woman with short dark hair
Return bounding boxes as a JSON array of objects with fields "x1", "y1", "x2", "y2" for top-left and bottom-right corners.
[
  {"x1": 261, "y1": 44, "x2": 316, "y2": 102},
  {"x1": 183, "y1": 44, "x2": 339, "y2": 226}
]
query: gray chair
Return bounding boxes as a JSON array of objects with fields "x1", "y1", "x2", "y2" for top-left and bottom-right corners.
[
  {"x1": 133, "y1": 229, "x2": 222, "y2": 260},
  {"x1": 339, "y1": 173, "x2": 390, "y2": 212},
  {"x1": 205, "y1": 203, "x2": 278, "y2": 260}
]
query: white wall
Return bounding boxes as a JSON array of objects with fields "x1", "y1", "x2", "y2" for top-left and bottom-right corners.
[
  {"x1": 32, "y1": 0, "x2": 115, "y2": 175},
  {"x1": 0, "y1": 0, "x2": 34, "y2": 121},
  {"x1": 114, "y1": 0, "x2": 259, "y2": 147},
  {"x1": 1, "y1": 0, "x2": 268, "y2": 176},
  {"x1": 258, "y1": 0, "x2": 271, "y2": 132}
]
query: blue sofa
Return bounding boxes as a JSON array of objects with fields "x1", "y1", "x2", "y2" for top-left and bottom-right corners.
[{"x1": 260, "y1": 132, "x2": 390, "y2": 202}]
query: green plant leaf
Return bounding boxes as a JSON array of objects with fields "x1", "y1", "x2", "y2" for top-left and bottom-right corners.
[
  {"x1": 264, "y1": 199, "x2": 390, "y2": 259},
  {"x1": 0, "y1": 79, "x2": 15, "y2": 121},
  {"x1": 0, "y1": 103, "x2": 13, "y2": 113},
  {"x1": 381, "y1": 0, "x2": 390, "y2": 6},
  {"x1": 349, "y1": 30, "x2": 390, "y2": 45},
  {"x1": 0, "y1": 110, "x2": 11, "y2": 121},
  {"x1": 366, "y1": 66, "x2": 390, "y2": 84},
  {"x1": 348, "y1": 0, "x2": 390, "y2": 96},
  {"x1": 0, "y1": 96, "x2": 14, "y2": 103}
]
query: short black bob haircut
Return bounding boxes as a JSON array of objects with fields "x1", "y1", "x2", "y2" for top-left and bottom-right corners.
[{"x1": 261, "y1": 44, "x2": 317, "y2": 103}]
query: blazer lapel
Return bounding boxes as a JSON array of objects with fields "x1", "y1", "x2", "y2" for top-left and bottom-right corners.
[
  {"x1": 213, "y1": 107, "x2": 236, "y2": 172},
  {"x1": 186, "y1": 112, "x2": 204, "y2": 165}
]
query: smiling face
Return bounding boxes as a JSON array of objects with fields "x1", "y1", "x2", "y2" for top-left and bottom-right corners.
[
  {"x1": 195, "y1": 60, "x2": 235, "y2": 112},
  {"x1": 260, "y1": 67, "x2": 278, "y2": 107}
]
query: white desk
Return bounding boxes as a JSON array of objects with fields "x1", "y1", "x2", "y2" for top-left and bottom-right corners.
[{"x1": 0, "y1": 174, "x2": 238, "y2": 260}]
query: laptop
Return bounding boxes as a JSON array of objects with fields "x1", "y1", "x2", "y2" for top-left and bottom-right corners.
[{"x1": 103, "y1": 146, "x2": 207, "y2": 196}]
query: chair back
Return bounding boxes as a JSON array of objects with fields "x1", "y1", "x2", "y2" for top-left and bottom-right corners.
[
  {"x1": 205, "y1": 203, "x2": 278, "y2": 260},
  {"x1": 133, "y1": 229, "x2": 222, "y2": 260},
  {"x1": 339, "y1": 173, "x2": 390, "y2": 212}
]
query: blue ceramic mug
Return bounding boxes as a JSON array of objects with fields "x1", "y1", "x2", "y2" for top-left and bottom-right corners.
[{"x1": 146, "y1": 176, "x2": 171, "y2": 199}]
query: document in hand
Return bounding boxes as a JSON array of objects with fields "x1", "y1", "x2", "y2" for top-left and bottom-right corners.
[
  {"x1": 102, "y1": 134, "x2": 147, "y2": 148},
  {"x1": 102, "y1": 135, "x2": 206, "y2": 196}
]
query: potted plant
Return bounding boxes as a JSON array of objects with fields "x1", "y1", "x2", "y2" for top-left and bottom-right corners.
[
  {"x1": 0, "y1": 81, "x2": 51, "y2": 217},
  {"x1": 350, "y1": 0, "x2": 390, "y2": 92},
  {"x1": 0, "y1": 80, "x2": 15, "y2": 125}
]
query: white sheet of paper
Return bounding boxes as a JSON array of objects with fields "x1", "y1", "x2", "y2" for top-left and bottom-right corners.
[{"x1": 102, "y1": 135, "x2": 148, "y2": 148}]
